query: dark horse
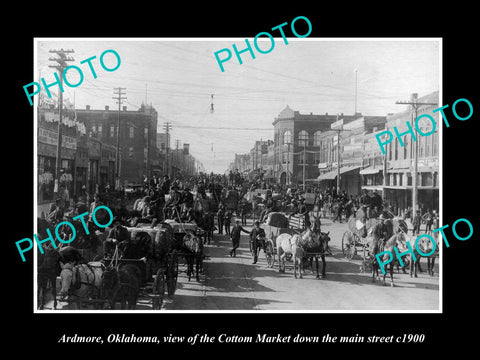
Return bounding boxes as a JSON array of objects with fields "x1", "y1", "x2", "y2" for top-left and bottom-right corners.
[
  {"x1": 302, "y1": 231, "x2": 330, "y2": 279},
  {"x1": 371, "y1": 232, "x2": 407, "y2": 287},
  {"x1": 182, "y1": 231, "x2": 204, "y2": 282},
  {"x1": 37, "y1": 218, "x2": 62, "y2": 310},
  {"x1": 101, "y1": 264, "x2": 140, "y2": 310}
]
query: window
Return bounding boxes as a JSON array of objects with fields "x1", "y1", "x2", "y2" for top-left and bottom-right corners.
[
  {"x1": 432, "y1": 131, "x2": 438, "y2": 156},
  {"x1": 282, "y1": 151, "x2": 288, "y2": 164},
  {"x1": 314, "y1": 131, "x2": 321, "y2": 146},
  {"x1": 129, "y1": 126, "x2": 134, "y2": 138},
  {"x1": 98, "y1": 125, "x2": 102, "y2": 137},
  {"x1": 298, "y1": 130, "x2": 308, "y2": 147},
  {"x1": 144, "y1": 127, "x2": 148, "y2": 141},
  {"x1": 110, "y1": 125, "x2": 115, "y2": 137},
  {"x1": 283, "y1": 130, "x2": 292, "y2": 145},
  {"x1": 404, "y1": 134, "x2": 409, "y2": 159},
  {"x1": 394, "y1": 138, "x2": 398, "y2": 160},
  {"x1": 314, "y1": 152, "x2": 320, "y2": 164}
]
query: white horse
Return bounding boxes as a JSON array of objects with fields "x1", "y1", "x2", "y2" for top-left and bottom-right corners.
[
  {"x1": 59, "y1": 262, "x2": 104, "y2": 309},
  {"x1": 276, "y1": 229, "x2": 324, "y2": 279}
]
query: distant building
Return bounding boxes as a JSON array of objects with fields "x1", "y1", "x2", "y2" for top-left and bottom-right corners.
[
  {"x1": 75, "y1": 103, "x2": 158, "y2": 185},
  {"x1": 316, "y1": 115, "x2": 387, "y2": 195},
  {"x1": 272, "y1": 105, "x2": 386, "y2": 190}
]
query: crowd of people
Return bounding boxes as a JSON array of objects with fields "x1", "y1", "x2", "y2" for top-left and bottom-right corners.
[{"x1": 42, "y1": 170, "x2": 439, "y2": 263}]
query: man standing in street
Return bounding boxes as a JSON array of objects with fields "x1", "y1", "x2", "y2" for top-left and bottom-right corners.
[
  {"x1": 297, "y1": 198, "x2": 311, "y2": 230},
  {"x1": 249, "y1": 220, "x2": 265, "y2": 264},
  {"x1": 413, "y1": 210, "x2": 422, "y2": 235},
  {"x1": 230, "y1": 219, "x2": 250, "y2": 257},
  {"x1": 217, "y1": 202, "x2": 225, "y2": 235}
]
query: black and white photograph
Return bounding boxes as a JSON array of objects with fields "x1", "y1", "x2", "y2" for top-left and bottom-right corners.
[
  {"x1": 6, "y1": 6, "x2": 479, "y2": 353},
  {"x1": 32, "y1": 38, "x2": 441, "y2": 312}
]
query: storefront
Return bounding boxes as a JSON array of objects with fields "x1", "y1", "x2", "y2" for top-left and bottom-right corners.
[{"x1": 37, "y1": 128, "x2": 77, "y2": 205}]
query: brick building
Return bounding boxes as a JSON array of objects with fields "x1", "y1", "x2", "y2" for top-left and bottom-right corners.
[
  {"x1": 273, "y1": 106, "x2": 369, "y2": 187},
  {"x1": 75, "y1": 103, "x2": 158, "y2": 185},
  {"x1": 382, "y1": 91, "x2": 439, "y2": 215}
]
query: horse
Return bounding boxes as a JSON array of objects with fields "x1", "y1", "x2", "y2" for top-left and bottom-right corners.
[
  {"x1": 401, "y1": 233, "x2": 438, "y2": 278},
  {"x1": 101, "y1": 264, "x2": 140, "y2": 310},
  {"x1": 58, "y1": 261, "x2": 104, "y2": 309},
  {"x1": 37, "y1": 243, "x2": 61, "y2": 310},
  {"x1": 37, "y1": 218, "x2": 61, "y2": 310},
  {"x1": 371, "y1": 232, "x2": 407, "y2": 287},
  {"x1": 182, "y1": 231, "x2": 204, "y2": 282},
  {"x1": 195, "y1": 211, "x2": 215, "y2": 245},
  {"x1": 276, "y1": 228, "x2": 329, "y2": 279}
]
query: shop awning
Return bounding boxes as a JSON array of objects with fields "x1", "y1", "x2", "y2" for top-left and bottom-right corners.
[
  {"x1": 360, "y1": 167, "x2": 382, "y2": 175},
  {"x1": 317, "y1": 165, "x2": 364, "y2": 181},
  {"x1": 340, "y1": 165, "x2": 364, "y2": 175},
  {"x1": 317, "y1": 170, "x2": 338, "y2": 181}
]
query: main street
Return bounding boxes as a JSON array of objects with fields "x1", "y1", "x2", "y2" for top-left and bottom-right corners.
[
  {"x1": 162, "y1": 217, "x2": 440, "y2": 311},
  {"x1": 42, "y1": 216, "x2": 439, "y2": 311}
]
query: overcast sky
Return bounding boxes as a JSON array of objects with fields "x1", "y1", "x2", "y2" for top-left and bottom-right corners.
[{"x1": 35, "y1": 38, "x2": 440, "y2": 173}]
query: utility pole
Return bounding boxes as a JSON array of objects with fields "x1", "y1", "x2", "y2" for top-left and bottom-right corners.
[
  {"x1": 354, "y1": 69, "x2": 358, "y2": 116},
  {"x1": 396, "y1": 93, "x2": 437, "y2": 217},
  {"x1": 163, "y1": 122, "x2": 172, "y2": 177},
  {"x1": 302, "y1": 139, "x2": 306, "y2": 191},
  {"x1": 113, "y1": 87, "x2": 127, "y2": 189},
  {"x1": 48, "y1": 49, "x2": 75, "y2": 197},
  {"x1": 175, "y1": 139, "x2": 181, "y2": 177}
]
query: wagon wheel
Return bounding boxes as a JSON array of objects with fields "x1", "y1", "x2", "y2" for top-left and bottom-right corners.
[
  {"x1": 342, "y1": 231, "x2": 355, "y2": 261},
  {"x1": 166, "y1": 250, "x2": 179, "y2": 298},
  {"x1": 265, "y1": 239, "x2": 275, "y2": 268},
  {"x1": 152, "y1": 268, "x2": 165, "y2": 310}
]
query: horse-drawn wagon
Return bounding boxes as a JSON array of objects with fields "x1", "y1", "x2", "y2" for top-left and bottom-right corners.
[
  {"x1": 341, "y1": 209, "x2": 409, "y2": 271},
  {"x1": 260, "y1": 212, "x2": 331, "y2": 279}
]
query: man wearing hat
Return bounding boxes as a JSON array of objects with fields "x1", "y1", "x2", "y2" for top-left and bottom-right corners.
[
  {"x1": 229, "y1": 219, "x2": 250, "y2": 257},
  {"x1": 103, "y1": 216, "x2": 130, "y2": 258},
  {"x1": 249, "y1": 220, "x2": 265, "y2": 264},
  {"x1": 47, "y1": 198, "x2": 64, "y2": 225},
  {"x1": 297, "y1": 198, "x2": 311, "y2": 230},
  {"x1": 163, "y1": 185, "x2": 182, "y2": 220}
]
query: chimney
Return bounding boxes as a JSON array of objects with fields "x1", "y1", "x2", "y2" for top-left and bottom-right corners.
[
  {"x1": 105, "y1": 105, "x2": 109, "y2": 111},
  {"x1": 123, "y1": 106, "x2": 127, "y2": 111},
  {"x1": 86, "y1": 105, "x2": 90, "y2": 110}
]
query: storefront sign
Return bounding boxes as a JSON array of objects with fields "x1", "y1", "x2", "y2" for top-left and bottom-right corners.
[{"x1": 38, "y1": 128, "x2": 77, "y2": 150}]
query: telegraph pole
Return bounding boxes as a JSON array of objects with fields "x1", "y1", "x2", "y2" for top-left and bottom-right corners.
[
  {"x1": 113, "y1": 87, "x2": 127, "y2": 189},
  {"x1": 302, "y1": 140, "x2": 306, "y2": 190},
  {"x1": 163, "y1": 122, "x2": 172, "y2": 177},
  {"x1": 48, "y1": 49, "x2": 75, "y2": 197},
  {"x1": 175, "y1": 139, "x2": 181, "y2": 177},
  {"x1": 396, "y1": 93, "x2": 437, "y2": 217}
]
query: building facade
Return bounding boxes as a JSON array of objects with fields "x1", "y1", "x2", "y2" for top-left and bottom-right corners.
[
  {"x1": 37, "y1": 107, "x2": 116, "y2": 217},
  {"x1": 75, "y1": 103, "x2": 158, "y2": 185},
  {"x1": 272, "y1": 106, "x2": 343, "y2": 187},
  {"x1": 383, "y1": 91, "x2": 439, "y2": 215}
]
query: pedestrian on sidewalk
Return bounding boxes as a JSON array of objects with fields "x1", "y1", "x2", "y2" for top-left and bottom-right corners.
[{"x1": 229, "y1": 219, "x2": 250, "y2": 257}]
